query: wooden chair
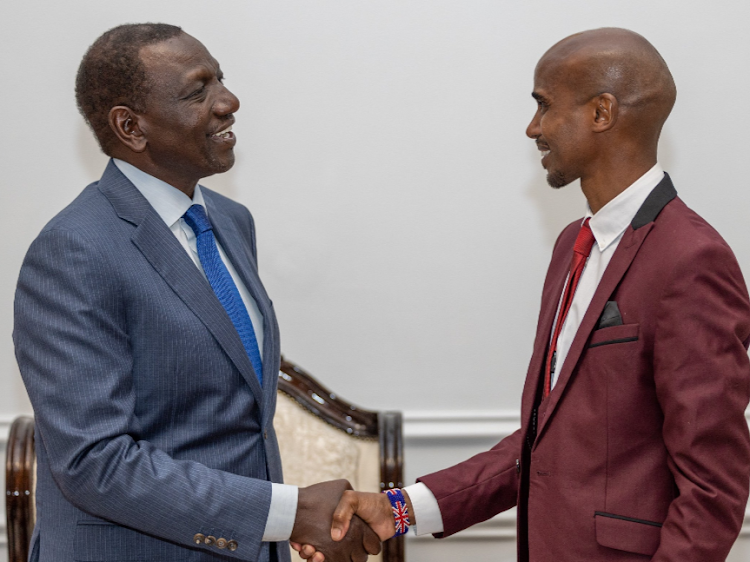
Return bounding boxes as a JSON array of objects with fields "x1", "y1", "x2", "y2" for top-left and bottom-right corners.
[{"x1": 5, "y1": 357, "x2": 404, "y2": 562}]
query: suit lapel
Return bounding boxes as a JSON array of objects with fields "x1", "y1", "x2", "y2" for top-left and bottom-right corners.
[
  {"x1": 533, "y1": 174, "x2": 677, "y2": 444},
  {"x1": 97, "y1": 161, "x2": 266, "y2": 407},
  {"x1": 520, "y1": 240, "x2": 572, "y2": 427}
]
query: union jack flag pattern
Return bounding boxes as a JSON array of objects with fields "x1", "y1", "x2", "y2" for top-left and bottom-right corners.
[{"x1": 384, "y1": 488, "x2": 410, "y2": 536}]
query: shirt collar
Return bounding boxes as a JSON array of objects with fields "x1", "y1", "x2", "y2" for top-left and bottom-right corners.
[
  {"x1": 587, "y1": 163, "x2": 665, "y2": 252},
  {"x1": 113, "y1": 158, "x2": 207, "y2": 228}
]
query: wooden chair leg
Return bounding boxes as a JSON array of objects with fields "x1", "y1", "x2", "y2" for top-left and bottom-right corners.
[
  {"x1": 379, "y1": 411, "x2": 405, "y2": 562},
  {"x1": 6, "y1": 416, "x2": 35, "y2": 562}
]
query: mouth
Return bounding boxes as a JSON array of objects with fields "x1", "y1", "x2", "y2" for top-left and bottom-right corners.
[
  {"x1": 536, "y1": 142, "x2": 550, "y2": 167},
  {"x1": 211, "y1": 124, "x2": 233, "y2": 139},
  {"x1": 209, "y1": 123, "x2": 236, "y2": 147}
]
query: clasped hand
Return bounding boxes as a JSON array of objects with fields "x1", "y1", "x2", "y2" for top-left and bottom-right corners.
[{"x1": 292, "y1": 484, "x2": 399, "y2": 562}]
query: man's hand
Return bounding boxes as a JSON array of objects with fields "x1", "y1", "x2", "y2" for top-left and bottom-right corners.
[
  {"x1": 292, "y1": 490, "x2": 409, "y2": 562},
  {"x1": 332, "y1": 491, "x2": 398, "y2": 542},
  {"x1": 291, "y1": 480, "x2": 381, "y2": 562}
]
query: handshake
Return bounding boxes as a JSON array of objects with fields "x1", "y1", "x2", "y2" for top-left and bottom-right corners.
[{"x1": 289, "y1": 480, "x2": 412, "y2": 562}]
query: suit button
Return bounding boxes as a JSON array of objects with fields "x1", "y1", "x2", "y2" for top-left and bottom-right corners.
[
  {"x1": 264, "y1": 431, "x2": 268, "y2": 439},
  {"x1": 205, "y1": 535, "x2": 217, "y2": 546},
  {"x1": 516, "y1": 459, "x2": 521, "y2": 474},
  {"x1": 216, "y1": 537, "x2": 228, "y2": 549},
  {"x1": 193, "y1": 533, "x2": 206, "y2": 545},
  {"x1": 228, "y1": 540, "x2": 238, "y2": 551}
]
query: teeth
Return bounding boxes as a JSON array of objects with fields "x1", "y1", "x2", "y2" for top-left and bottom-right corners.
[
  {"x1": 213, "y1": 125, "x2": 233, "y2": 138},
  {"x1": 541, "y1": 150, "x2": 550, "y2": 158}
]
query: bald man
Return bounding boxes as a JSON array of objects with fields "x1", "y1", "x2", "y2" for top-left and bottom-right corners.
[{"x1": 299, "y1": 28, "x2": 750, "y2": 562}]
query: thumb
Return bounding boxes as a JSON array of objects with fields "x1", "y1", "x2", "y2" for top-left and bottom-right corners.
[{"x1": 331, "y1": 490, "x2": 357, "y2": 541}]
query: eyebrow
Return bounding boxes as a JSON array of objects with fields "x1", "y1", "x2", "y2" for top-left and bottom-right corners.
[{"x1": 184, "y1": 60, "x2": 222, "y2": 84}]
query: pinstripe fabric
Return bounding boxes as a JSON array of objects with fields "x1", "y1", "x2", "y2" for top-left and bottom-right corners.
[{"x1": 13, "y1": 160, "x2": 290, "y2": 562}]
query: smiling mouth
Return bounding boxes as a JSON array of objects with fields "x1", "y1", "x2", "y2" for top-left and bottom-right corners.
[
  {"x1": 536, "y1": 142, "x2": 550, "y2": 165},
  {"x1": 211, "y1": 125, "x2": 233, "y2": 139}
]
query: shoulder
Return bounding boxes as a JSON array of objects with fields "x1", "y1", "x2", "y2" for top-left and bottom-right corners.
[
  {"x1": 24, "y1": 176, "x2": 133, "y2": 267},
  {"x1": 649, "y1": 197, "x2": 737, "y2": 264},
  {"x1": 643, "y1": 198, "x2": 749, "y2": 316},
  {"x1": 42, "y1": 182, "x2": 110, "y2": 233}
]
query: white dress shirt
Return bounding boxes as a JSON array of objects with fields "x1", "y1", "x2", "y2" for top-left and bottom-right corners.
[
  {"x1": 113, "y1": 159, "x2": 298, "y2": 542},
  {"x1": 405, "y1": 163, "x2": 666, "y2": 536}
]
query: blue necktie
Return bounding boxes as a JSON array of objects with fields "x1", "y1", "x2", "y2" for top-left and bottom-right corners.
[{"x1": 183, "y1": 204, "x2": 263, "y2": 385}]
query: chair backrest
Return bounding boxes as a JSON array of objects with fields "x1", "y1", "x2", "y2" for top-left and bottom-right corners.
[
  {"x1": 5, "y1": 358, "x2": 404, "y2": 562},
  {"x1": 277, "y1": 357, "x2": 404, "y2": 562}
]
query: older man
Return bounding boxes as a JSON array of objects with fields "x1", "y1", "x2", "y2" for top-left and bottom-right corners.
[
  {"x1": 14, "y1": 24, "x2": 379, "y2": 562},
  {"x1": 313, "y1": 28, "x2": 750, "y2": 561}
]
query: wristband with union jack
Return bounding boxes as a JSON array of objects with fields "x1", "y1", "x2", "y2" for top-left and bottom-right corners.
[{"x1": 383, "y1": 488, "x2": 410, "y2": 537}]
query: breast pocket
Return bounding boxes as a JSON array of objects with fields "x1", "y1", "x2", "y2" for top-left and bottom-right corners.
[
  {"x1": 74, "y1": 520, "x2": 187, "y2": 562},
  {"x1": 588, "y1": 323, "x2": 639, "y2": 348}
]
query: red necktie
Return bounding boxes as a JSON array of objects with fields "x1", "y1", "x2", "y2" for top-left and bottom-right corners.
[{"x1": 543, "y1": 218, "x2": 596, "y2": 398}]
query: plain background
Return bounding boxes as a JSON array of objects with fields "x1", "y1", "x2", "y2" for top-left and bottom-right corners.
[{"x1": 1, "y1": 2, "x2": 749, "y2": 560}]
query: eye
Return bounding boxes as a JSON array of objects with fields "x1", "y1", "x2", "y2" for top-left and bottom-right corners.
[{"x1": 183, "y1": 86, "x2": 206, "y2": 101}]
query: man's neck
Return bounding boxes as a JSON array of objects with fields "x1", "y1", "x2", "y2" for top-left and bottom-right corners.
[{"x1": 581, "y1": 156, "x2": 658, "y2": 214}]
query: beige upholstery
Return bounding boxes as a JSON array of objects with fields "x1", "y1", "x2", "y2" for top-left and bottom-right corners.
[
  {"x1": 275, "y1": 391, "x2": 383, "y2": 562},
  {"x1": 276, "y1": 391, "x2": 381, "y2": 491}
]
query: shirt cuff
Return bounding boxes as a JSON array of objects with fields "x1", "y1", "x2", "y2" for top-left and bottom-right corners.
[
  {"x1": 402, "y1": 482, "x2": 444, "y2": 536},
  {"x1": 262, "y1": 483, "x2": 298, "y2": 541}
]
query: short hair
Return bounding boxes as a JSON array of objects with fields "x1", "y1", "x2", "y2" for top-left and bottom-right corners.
[{"x1": 75, "y1": 23, "x2": 183, "y2": 155}]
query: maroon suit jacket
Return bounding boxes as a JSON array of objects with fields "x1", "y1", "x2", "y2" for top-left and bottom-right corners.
[{"x1": 419, "y1": 175, "x2": 750, "y2": 561}]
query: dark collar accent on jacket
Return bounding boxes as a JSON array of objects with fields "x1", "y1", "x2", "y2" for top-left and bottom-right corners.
[{"x1": 631, "y1": 173, "x2": 677, "y2": 230}]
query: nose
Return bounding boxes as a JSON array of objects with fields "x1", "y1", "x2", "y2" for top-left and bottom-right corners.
[
  {"x1": 214, "y1": 83, "x2": 240, "y2": 116},
  {"x1": 526, "y1": 108, "x2": 541, "y2": 139}
]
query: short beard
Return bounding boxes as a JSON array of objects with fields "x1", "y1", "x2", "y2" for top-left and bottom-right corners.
[{"x1": 546, "y1": 170, "x2": 570, "y2": 189}]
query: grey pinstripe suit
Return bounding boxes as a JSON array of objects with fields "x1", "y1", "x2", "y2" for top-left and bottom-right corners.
[{"x1": 14, "y1": 160, "x2": 292, "y2": 562}]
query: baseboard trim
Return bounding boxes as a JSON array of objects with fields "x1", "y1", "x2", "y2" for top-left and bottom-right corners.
[{"x1": 406, "y1": 513, "x2": 750, "y2": 541}]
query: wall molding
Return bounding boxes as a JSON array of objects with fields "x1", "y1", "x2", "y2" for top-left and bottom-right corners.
[
  {"x1": 0, "y1": 410, "x2": 748, "y2": 548},
  {"x1": 403, "y1": 410, "x2": 521, "y2": 440},
  {"x1": 403, "y1": 408, "x2": 750, "y2": 440}
]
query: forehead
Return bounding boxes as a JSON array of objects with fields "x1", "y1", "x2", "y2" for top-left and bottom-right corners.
[
  {"x1": 139, "y1": 33, "x2": 220, "y2": 85},
  {"x1": 532, "y1": 54, "x2": 581, "y2": 99}
]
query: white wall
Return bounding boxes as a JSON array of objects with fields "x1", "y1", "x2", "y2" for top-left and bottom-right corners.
[{"x1": 1, "y1": 1, "x2": 749, "y2": 560}]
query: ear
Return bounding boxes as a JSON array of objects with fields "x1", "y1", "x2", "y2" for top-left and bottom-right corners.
[
  {"x1": 591, "y1": 93, "x2": 618, "y2": 133},
  {"x1": 108, "y1": 106, "x2": 147, "y2": 153}
]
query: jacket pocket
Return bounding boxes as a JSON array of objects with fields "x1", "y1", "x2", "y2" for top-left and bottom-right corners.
[
  {"x1": 74, "y1": 520, "x2": 187, "y2": 562},
  {"x1": 594, "y1": 511, "x2": 662, "y2": 556},
  {"x1": 588, "y1": 323, "x2": 639, "y2": 348}
]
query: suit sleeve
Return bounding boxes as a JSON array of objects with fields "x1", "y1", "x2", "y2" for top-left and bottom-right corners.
[
  {"x1": 651, "y1": 239, "x2": 750, "y2": 561},
  {"x1": 417, "y1": 427, "x2": 522, "y2": 537},
  {"x1": 13, "y1": 228, "x2": 272, "y2": 561}
]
